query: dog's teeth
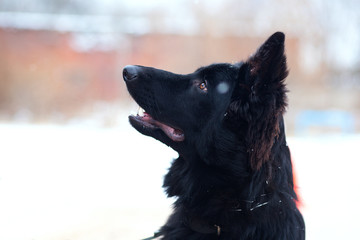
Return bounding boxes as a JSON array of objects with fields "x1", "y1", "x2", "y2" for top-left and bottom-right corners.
[{"x1": 137, "y1": 107, "x2": 145, "y2": 116}]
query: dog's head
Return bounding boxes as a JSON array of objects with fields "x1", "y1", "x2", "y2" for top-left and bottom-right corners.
[{"x1": 123, "y1": 32, "x2": 288, "y2": 170}]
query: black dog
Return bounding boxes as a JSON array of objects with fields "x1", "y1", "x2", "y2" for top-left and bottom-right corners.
[{"x1": 123, "y1": 32, "x2": 305, "y2": 240}]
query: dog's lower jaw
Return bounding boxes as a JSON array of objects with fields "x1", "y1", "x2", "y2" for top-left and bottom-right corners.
[{"x1": 129, "y1": 111, "x2": 185, "y2": 142}]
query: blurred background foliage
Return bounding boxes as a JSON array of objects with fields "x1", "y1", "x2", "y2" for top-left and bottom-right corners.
[{"x1": 0, "y1": 0, "x2": 359, "y2": 134}]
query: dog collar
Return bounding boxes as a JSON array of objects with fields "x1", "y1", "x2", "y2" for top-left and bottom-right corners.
[
  {"x1": 142, "y1": 194, "x2": 273, "y2": 239},
  {"x1": 232, "y1": 193, "x2": 270, "y2": 212},
  {"x1": 188, "y1": 215, "x2": 223, "y2": 236},
  {"x1": 186, "y1": 193, "x2": 271, "y2": 237}
]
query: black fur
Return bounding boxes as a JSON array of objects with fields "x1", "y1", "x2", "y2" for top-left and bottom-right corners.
[{"x1": 123, "y1": 32, "x2": 305, "y2": 240}]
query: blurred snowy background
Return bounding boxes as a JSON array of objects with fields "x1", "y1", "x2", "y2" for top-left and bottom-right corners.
[{"x1": 0, "y1": 0, "x2": 359, "y2": 239}]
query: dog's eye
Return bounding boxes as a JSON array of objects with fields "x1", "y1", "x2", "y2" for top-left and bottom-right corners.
[{"x1": 198, "y1": 81, "x2": 208, "y2": 92}]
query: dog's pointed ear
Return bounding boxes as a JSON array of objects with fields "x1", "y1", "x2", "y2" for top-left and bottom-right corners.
[
  {"x1": 228, "y1": 32, "x2": 288, "y2": 170},
  {"x1": 247, "y1": 31, "x2": 288, "y2": 83}
]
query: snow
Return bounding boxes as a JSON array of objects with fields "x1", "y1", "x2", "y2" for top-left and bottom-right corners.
[
  {"x1": 289, "y1": 135, "x2": 360, "y2": 240},
  {"x1": 0, "y1": 122, "x2": 176, "y2": 240},
  {"x1": 216, "y1": 82, "x2": 230, "y2": 94},
  {"x1": 0, "y1": 12, "x2": 115, "y2": 33},
  {"x1": 0, "y1": 11, "x2": 198, "y2": 36},
  {"x1": 0, "y1": 122, "x2": 359, "y2": 239}
]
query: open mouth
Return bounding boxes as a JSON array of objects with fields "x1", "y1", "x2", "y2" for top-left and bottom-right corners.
[{"x1": 129, "y1": 107, "x2": 185, "y2": 142}]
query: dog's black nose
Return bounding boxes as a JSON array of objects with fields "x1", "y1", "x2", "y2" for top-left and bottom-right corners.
[{"x1": 123, "y1": 65, "x2": 139, "y2": 82}]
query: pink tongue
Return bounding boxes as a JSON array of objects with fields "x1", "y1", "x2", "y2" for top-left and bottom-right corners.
[{"x1": 156, "y1": 122, "x2": 185, "y2": 142}]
